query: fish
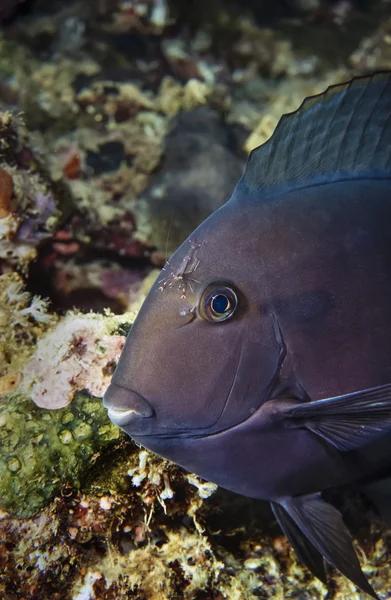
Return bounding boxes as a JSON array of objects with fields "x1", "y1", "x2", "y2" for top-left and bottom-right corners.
[{"x1": 103, "y1": 72, "x2": 391, "y2": 599}]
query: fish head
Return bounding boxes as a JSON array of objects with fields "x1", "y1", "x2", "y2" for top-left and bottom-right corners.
[{"x1": 104, "y1": 196, "x2": 283, "y2": 439}]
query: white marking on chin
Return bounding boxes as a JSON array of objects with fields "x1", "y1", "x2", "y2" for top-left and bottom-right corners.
[{"x1": 107, "y1": 407, "x2": 139, "y2": 427}]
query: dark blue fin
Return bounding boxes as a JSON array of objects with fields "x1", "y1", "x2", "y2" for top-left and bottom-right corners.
[
  {"x1": 271, "y1": 501, "x2": 327, "y2": 583},
  {"x1": 278, "y1": 494, "x2": 379, "y2": 599},
  {"x1": 244, "y1": 72, "x2": 391, "y2": 193},
  {"x1": 283, "y1": 383, "x2": 391, "y2": 451},
  {"x1": 362, "y1": 476, "x2": 391, "y2": 527}
]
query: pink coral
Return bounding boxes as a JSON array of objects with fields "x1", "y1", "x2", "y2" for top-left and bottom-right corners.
[{"x1": 22, "y1": 313, "x2": 127, "y2": 409}]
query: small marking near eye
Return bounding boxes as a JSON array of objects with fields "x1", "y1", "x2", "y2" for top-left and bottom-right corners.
[
  {"x1": 180, "y1": 305, "x2": 195, "y2": 317},
  {"x1": 157, "y1": 238, "x2": 202, "y2": 298},
  {"x1": 176, "y1": 308, "x2": 196, "y2": 328}
]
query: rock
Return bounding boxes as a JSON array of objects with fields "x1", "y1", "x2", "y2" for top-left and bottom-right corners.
[{"x1": 134, "y1": 106, "x2": 246, "y2": 256}]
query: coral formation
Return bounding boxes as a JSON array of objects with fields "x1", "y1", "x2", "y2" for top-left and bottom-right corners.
[
  {"x1": 350, "y1": 16, "x2": 391, "y2": 70},
  {"x1": 0, "y1": 391, "x2": 123, "y2": 516},
  {"x1": 0, "y1": 471, "x2": 389, "y2": 599},
  {"x1": 0, "y1": 272, "x2": 135, "y2": 515},
  {"x1": 0, "y1": 110, "x2": 70, "y2": 271},
  {"x1": 0, "y1": 166, "x2": 14, "y2": 219},
  {"x1": 22, "y1": 311, "x2": 127, "y2": 409},
  {"x1": 0, "y1": 272, "x2": 55, "y2": 380}
]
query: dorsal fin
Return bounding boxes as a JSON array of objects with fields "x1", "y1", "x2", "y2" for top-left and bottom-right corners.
[{"x1": 244, "y1": 72, "x2": 391, "y2": 193}]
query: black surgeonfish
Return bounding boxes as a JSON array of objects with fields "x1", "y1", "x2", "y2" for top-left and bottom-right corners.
[{"x1": 104, "y1": 73, "x2": 391, "y2": 599}]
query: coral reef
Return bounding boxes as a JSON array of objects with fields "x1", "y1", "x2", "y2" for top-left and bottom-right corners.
[
  {"x1": 0, "y1": 271, "x2": 143, "y2": 516},
  {"x1": 0, "y1": 271, "x2": 55, "y2": 383},
  {"x1": 350, "y1": 15, "x2": 391, "y2": 70},
  {"x1": 0, "y1": 466, "x2": 390, "y2": 599},
  {"x1": 22, "y1": 311, "x2": 127, "y2": 409},
  {"x1": 0, "y1": 391, "x2": 122, "y2": 516},
  {"x1": 0, "y1": 110, "x2": 71, "y2": 272}
]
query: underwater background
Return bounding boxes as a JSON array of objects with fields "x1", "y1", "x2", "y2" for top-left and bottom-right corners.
[{"x1": 0, "y1": 0, "x2": 391, "y2": 598}]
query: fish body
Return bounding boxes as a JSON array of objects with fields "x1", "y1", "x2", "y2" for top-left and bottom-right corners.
[{"x1": 104, "y1": 73, "x2": 391, "y2": 598}]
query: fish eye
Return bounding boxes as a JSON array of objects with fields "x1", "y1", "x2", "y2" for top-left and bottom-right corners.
[{"x1": 200, "y1": 283, "x2": 238, "y2": 323}]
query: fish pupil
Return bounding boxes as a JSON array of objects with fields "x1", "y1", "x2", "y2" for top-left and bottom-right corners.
[
  {"x1": 200, "y1": 282, "x2": 238, "y2": 322},
  {"x1": 211, "y1": 294, "x2": 230, "y2": 314}
]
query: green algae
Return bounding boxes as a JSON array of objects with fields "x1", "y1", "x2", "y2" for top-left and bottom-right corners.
[{"x1": 0, "y1": 390, "x2": 123, "y2": 517}]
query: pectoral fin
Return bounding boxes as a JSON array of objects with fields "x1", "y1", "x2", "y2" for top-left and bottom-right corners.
[
  {"x1": 273, "y1": 494, "x2": 379, "y2": 599},
  {"x1": 283, "y1": 383, "x2": 391, "y2": 451}
]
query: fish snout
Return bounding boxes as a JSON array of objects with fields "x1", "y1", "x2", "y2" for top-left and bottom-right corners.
[{"x1": 103, "y1": 383, "x2": 154, "y2": 427}]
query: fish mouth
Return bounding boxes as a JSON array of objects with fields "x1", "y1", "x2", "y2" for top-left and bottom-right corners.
[
  {"x1": 103, "y1": 383, "x2": 154, "y2": 427},
  {"x1": 107, "y1": 406, "x2": 144, "y2": 428}
]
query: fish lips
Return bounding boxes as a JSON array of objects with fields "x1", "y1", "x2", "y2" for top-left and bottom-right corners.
[{"x1": 103, "y1": 382, "x2": 154, "y2": 428}]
